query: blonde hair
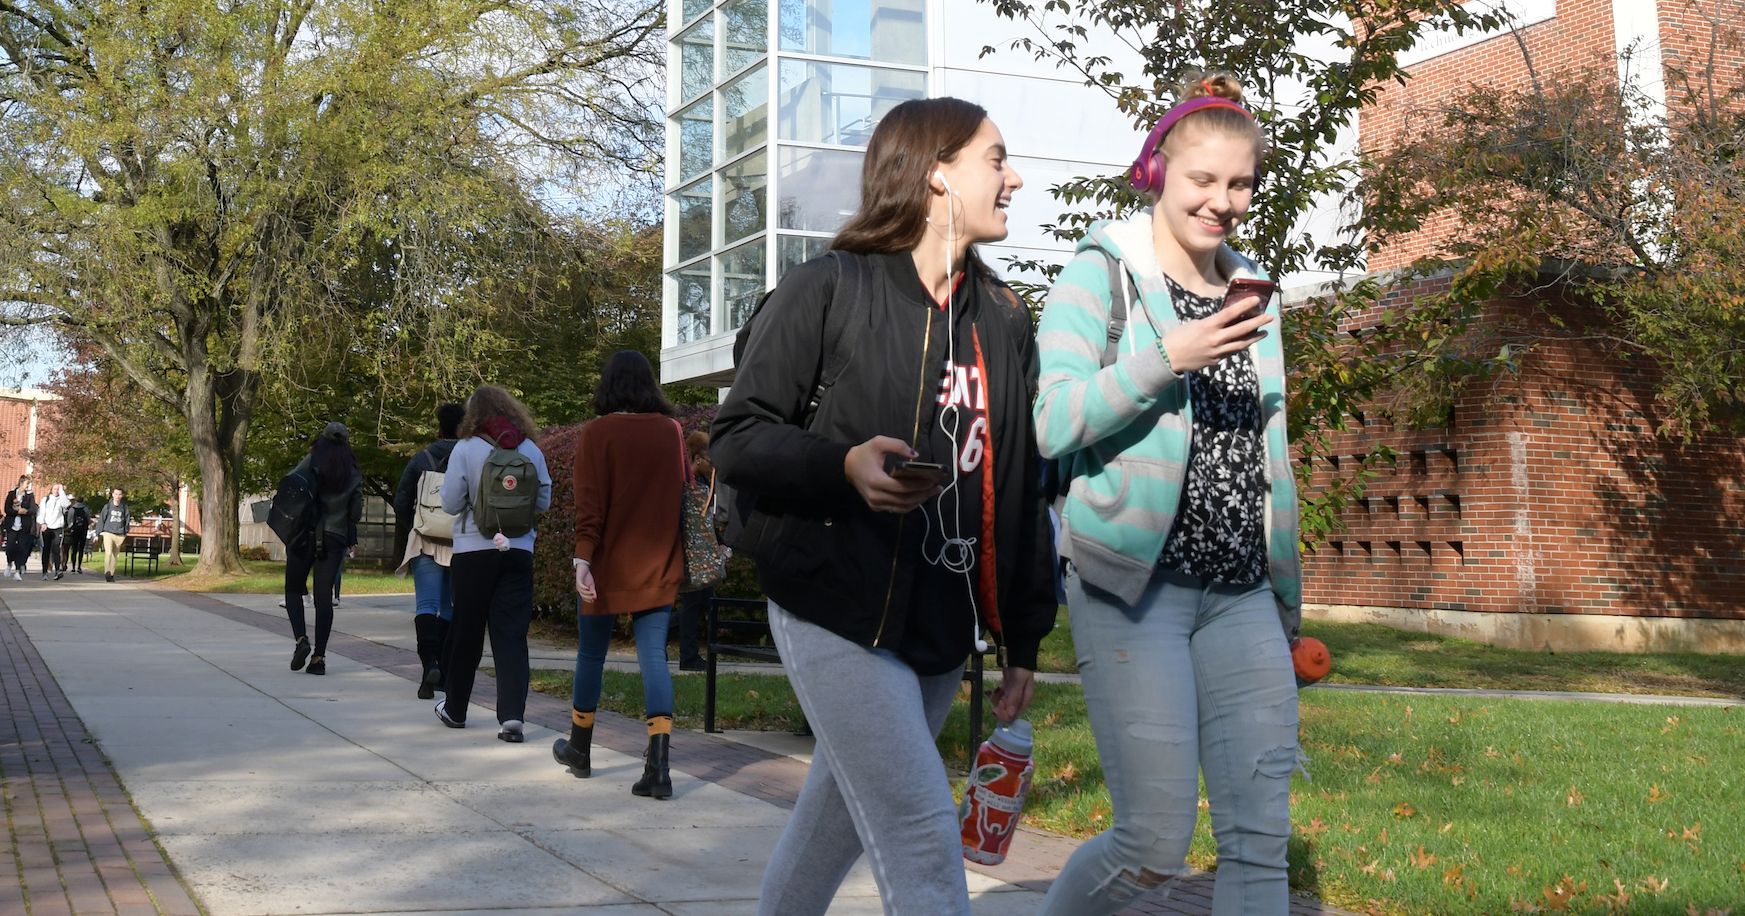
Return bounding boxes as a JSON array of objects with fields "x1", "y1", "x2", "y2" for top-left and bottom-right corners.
[
  {"x1": 458, "y1": 385, "x2": 540, "y2": 443},
  {"x1": 1159, "y1": 70, "x2": 1268, "y2": 164}
]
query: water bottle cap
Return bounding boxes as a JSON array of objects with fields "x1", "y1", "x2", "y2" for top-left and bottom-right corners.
[{"x1": 989, "y1": 718, "x2": 1032, "y2": 756}]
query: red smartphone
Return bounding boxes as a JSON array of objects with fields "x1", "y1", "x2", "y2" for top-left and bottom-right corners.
[{"x1": 1224, "y1": 278, "x2": 1276, "y2": 320}]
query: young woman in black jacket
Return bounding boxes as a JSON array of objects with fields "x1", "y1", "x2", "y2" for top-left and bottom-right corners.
[
  {"x1": 711, "y1": 97, "x2": 1057, "y2": 916},
  {"x1": 284, "y1": 423, "x2": 364, "y2": 675}
]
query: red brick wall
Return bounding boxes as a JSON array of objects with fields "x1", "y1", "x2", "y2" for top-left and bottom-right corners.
[
  {"x1": 1362, "y1": 0, "x2": 1622, "y2": 271},
  {"x1": 1299, "y1": 289, "x2": 1745, "y2": 620}
]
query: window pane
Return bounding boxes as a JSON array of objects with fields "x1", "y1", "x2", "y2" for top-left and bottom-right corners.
[
  {"x1": 721, "y1": 152, "x2": 767, "y2": 245},
  {"x1": 676, "y1": 98, "x2": 713, "y2": 181},
  {"x1": 682, "y1": 0, "x2": 713, "y2": 27},
  {"x1": 678, "y1": 19, "x2": 715, "y2": 104},
  {"x1": 777, "y1": 146, "x2": 862, "y2": 233},
  {"x1": 777, "y1": 60, "x2": 925, "y2": 146},
  {"x1": 778, "y1": 235, "x2": 833, "y2": 278},
  {"x1": 676, "y1": 178, "x2": 712, "y2": 262},
  {"x1": 722, "y1": 63, "x2": 768, "y2": 158},
  {"x1": 721, "y1": 0, "x2": 768, "y2": 79},
  {"x1": 673, "y1": 262, "x2": 713, "y2": 344},
  {"x1": 778, "y1": 0, "x2": 925, "y2": 65},
  {"x1": 721, "y1": 239, "x2": 767, "y2": 331}
]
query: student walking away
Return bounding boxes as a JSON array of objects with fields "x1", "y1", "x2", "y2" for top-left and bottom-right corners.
[
  {"x1": 3, "y1": 477, "x2": 35, "y2": 580},
  {"x1": 66, "y1": 495, "x2": 91, "y2": 574},
  {"x1": 36, "y1": 483, "x2": 70, "y2": 580},
  {"x1": 435, "y1": 385, "x2": 551, "y2": 742},
  {"x1": 670, "y1": 431, "x2": 720, "y2": 672},
  {"x1": 711, "y1": 98, "x2": 1058, "y2": 916},
  {"x1": 553, "y1": 351, "x2": 686, "y2": 795},
  {"x1": 94, "y1": 488, "x2": 128, "y2": 582},
  {"x1": 282, "y1": 423, "x2": 364, "y2": 676},
  {"x1": 393, "y1": 402, "x2": 466, "y2": 699},
  {"x1": 1031, "y1": 73, "x2": 1302, "y2": 916}
]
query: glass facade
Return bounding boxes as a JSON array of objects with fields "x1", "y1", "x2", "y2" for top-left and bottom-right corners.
[{"x1": 666, "y1": 0, "x2": 927, "y2": 349}]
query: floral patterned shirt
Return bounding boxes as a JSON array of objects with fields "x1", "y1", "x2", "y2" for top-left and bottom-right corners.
[{"x1": 1156, "y1": 276, "x2": 1269, "y2": 584}]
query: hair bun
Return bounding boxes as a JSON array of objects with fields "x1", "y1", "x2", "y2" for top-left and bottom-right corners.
[{"x1": 1179, "y1": 71, "x2": 1245, "y2": 105}]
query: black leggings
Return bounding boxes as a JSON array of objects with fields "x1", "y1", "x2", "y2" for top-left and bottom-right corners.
[
  {"x1": 443, "y1": 548, "x2": 533, "y2": 726},
  {"x1": 284, "y1": 532, "x2": 347, "y2": 656},
  {"x1": 40, "y1": 528, "x2": 62, "y2": 572},
  {"x1": 67, "y1": 530, "x2": 88, "y2": 569}
]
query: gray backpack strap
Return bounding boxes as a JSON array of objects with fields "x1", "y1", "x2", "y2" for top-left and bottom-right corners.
[{"x1": 1101, "y1": 251, "x2": 1128, "y2": 368}]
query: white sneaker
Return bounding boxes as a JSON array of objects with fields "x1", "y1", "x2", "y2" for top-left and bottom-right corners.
[
  {"x1": 497, "y1": 720, "x2": 524, "y2": 743},
  {"x1": 277, "y1": 596, "x2": 286, "y2": 608},
  {"x1": 332, "y1": 597, "x2": 341, "y2": 607},
  {"x1": 11, "y1": 571, "x2": 19, "y2": 581}
]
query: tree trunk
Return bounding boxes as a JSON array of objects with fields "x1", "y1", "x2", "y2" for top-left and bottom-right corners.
[
  {"x1": 166, "y1": 475, "x2": 184, "y2": 566},
  {"x1": 187, "y1": 367, "x2": 247, "y2": 578}
]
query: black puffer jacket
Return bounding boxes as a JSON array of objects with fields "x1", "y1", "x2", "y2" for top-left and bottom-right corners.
[{"x1": 711, "y1": 251, "x2": 1058, "y2": 670}]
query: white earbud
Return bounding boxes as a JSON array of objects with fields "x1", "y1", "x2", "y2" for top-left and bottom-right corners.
[{"x1": 935, "y1": 170, "x2": 955, "y2": 195}]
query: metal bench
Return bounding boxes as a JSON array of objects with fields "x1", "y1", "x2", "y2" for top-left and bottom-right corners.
[
  {"x1": 702, "y1": 596, "x2": 990, "y2": 744},
  {"x1": 125, "y1": 537, "x2": 159, "y2": 577}
]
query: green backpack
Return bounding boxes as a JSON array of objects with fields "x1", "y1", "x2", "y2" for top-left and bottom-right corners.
[{"x1": 473, "y1": 433, "x2": 538, "y2": 538}]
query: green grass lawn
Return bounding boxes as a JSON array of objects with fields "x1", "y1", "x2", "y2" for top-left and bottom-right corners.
[
  {"x1": 1032, "y1": 616, "x2": 1745, "y2": 699},
  {"x1": 145, "y1": 558, "x2": 413, "y2": 595},
  {"x1": 528, "y1": 668, "x2": 1744, "y2": 915}
]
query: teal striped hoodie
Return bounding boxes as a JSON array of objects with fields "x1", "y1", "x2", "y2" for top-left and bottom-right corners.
[{"x1": 1033, "y1": 210, "x2": 1302, "y2": 634}]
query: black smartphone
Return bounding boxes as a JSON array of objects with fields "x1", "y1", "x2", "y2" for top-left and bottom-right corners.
[
  {"x1": 1223, "y1": 278, "x2": 1276, "y2": 321},
  {"x1": 884, "y1": 455, "x2": 948, "y2": 486}
]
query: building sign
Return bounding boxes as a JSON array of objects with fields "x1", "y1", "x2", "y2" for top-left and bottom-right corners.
[{"x1": 1396, "y1": 0, "x2": 1557, "y2": 68}]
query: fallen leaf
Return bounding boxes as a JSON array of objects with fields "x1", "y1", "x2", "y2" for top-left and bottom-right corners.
[
  {"x1": 1662, "y1": 715, "x2": 1681, "y2": 734},
  {"x1": 1485, "y1": 746, "x2": 1502, "y2": 758},
  {"x1": 1542, "y1": 875, "x2": 1586, "y2": 911},
  {"x1": 1041, "y1": 711, "x2": 1061, "y2": 727},
  {"x1": 1409, "y1": 845, "x2": 1438, "y2": 868},
  {"x1": 1567, "y1": 786, "x2": 1585, "y2": 806},
  {"x1": 1449, "y1": 711, "x2": 1463, "y2": 725},
  {"x1": 1386, "y1": 752, "x2": 1405, "y2": 766},
  {"x1": 1359, "y1": 858, "x2": 1380, "y2": 875},
  {"x1": 1377, "y1": 828, "x2": 1388, "y2": 844},
  {"x1": 1508, "y1": 862, "x2": 1525, "y2": 876},
  {"x1": 1639, "y1": 875, "x2": 1670, "y2": 895},
  {"x1": 1392, "y1": 803, "x2": 1418, "y2": 819},
  {"x1": 1594, "y1": 878, "x2": 1632, "y2": 911},
  {"x1": 1687, "y1": 755, "x2": 1708, "y2": 765},
  {"x1": 746, "y1": 690, "x2": 759, "y2": 699},
  {"x1": 1512, "y1": 897, "x2": 1543, "y2": 913},
  {"x1": 1366, "y1": 767, "x2": 1385, "y2": 785},
  {"x1": 1452, "y1": 775, "x2": 1465, "y2": 786},
  {"x1": 1299, "y1": 816, "x2": 1330, "y2": 835},
  {"x1": 1381, "y1": 868, "x2": 1395, "y2": 882},
  {"x1": 1647, "y1": 783, "x2": 1672, "y2": 804},
  {"x1": 1440, "y1": 822, "x2": 1454, "y2": 834},
  {"x1": 1052, "y1": 761, "x2": 1079, "y2": 783},
  {"x1": 1443, "y1": 863, "x2": 1465, "y2": 885}
]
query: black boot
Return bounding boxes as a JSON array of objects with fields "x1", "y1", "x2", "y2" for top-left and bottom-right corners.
[
  {"x1": 414, "y1": 615, "x2": 442, "y2": 699},
  {"x1": 433, "y1": 617, "x2": 452, "y2": 691},
  {"x1": 552, "y1": 723, "x2": 593, "y2": 778},
  {"x1": 631, "y1": 733, "x2": 672, "y2": 799}
]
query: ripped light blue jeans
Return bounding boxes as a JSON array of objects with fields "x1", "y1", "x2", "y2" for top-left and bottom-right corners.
[{"x1": 1038, "y1": 566, "x2": 1299, "y2": 916}]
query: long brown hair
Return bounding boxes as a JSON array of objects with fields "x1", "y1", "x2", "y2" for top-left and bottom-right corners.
[
  {"x1": 458, "y1": 384, "x2": 540, "y2": 443},
  {"x1": 831, "y1": 98, "x2": 989, "y2": 255}
]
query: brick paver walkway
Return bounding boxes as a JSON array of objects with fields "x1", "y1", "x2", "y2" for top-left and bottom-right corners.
[
  {"x1": 0, "y1": 593, "x2": 202, "y2": 916},
  {"x1": 142, "y1": 584, "x2": 1358, "y2": 916}
]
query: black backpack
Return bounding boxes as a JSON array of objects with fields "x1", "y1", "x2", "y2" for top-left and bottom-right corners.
[
  {"x1": 724, "y1": 250, "x2": 870, "y2": 548},
  {"x1": 268, "y1": 466, "x2": 323, "y2": 557}
]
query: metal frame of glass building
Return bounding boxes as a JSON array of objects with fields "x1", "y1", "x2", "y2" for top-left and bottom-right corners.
[{"x1": 660, "y1": 0, "x2": 1136, "y2": 385}]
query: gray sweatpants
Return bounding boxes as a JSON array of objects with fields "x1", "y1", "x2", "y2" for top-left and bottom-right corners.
[{"x1": 760, "y1": 602, "x2": 969, "y2": 916}]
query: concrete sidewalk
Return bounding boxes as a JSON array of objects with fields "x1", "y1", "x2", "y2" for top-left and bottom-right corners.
[{"x1": 2, "y1": 578, "x2": 1357, "y2": 916}]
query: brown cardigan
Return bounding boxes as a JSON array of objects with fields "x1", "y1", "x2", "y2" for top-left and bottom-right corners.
[{"x1": 573, "y1": 413, "x2": 686, "y2": 615}]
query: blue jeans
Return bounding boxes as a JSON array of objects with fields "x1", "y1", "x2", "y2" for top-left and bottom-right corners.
[
  {"x1": 1038, "y1": 567, "x2": 1299, "y2": 916},
  {"x1": 408, "y1": 554, "x2": 453, "y2": 621},
  {"x1": 572, "y1": 600, "x2": 675, "y2": 717}
]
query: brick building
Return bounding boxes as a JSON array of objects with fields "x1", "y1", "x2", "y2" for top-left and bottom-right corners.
[
  {"x1": 1297, "y1": 0, "x2": 1745, "y2": 652},
  {"x1": 0, "y1": 388, "x2": 59, "y2": 486}
]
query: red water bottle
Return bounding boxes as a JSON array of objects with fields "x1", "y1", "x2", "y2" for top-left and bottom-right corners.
[
  {"x1": 1292, "y1": 636, "x2": 1331, "y2": 688},
  {"x1": 959, "y1": 719, "x2": 1035, "y2": 865}
]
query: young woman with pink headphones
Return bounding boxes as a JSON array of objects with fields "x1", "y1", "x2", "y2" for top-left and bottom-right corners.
[{"x1": 1032, "y1": 73, "x2": 1305, "y2": 915}]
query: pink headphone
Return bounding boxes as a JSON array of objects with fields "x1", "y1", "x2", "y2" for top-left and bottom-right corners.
[{"x1": 1128, "y1": 95, "x2": 1262, "y2": 196}]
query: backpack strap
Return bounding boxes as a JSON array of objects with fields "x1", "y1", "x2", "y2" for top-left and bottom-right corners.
[
  {"x1": 801, "y1": 250, "x2": 868, "y2": 429},
  {"x1": 1101, "y1": 251, "x2": 1129, "y2": 369}
]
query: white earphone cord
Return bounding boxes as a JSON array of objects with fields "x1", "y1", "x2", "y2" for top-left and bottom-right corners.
[{"x1": 927, "y1": 171, "x2": 989, "y2": 655}]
